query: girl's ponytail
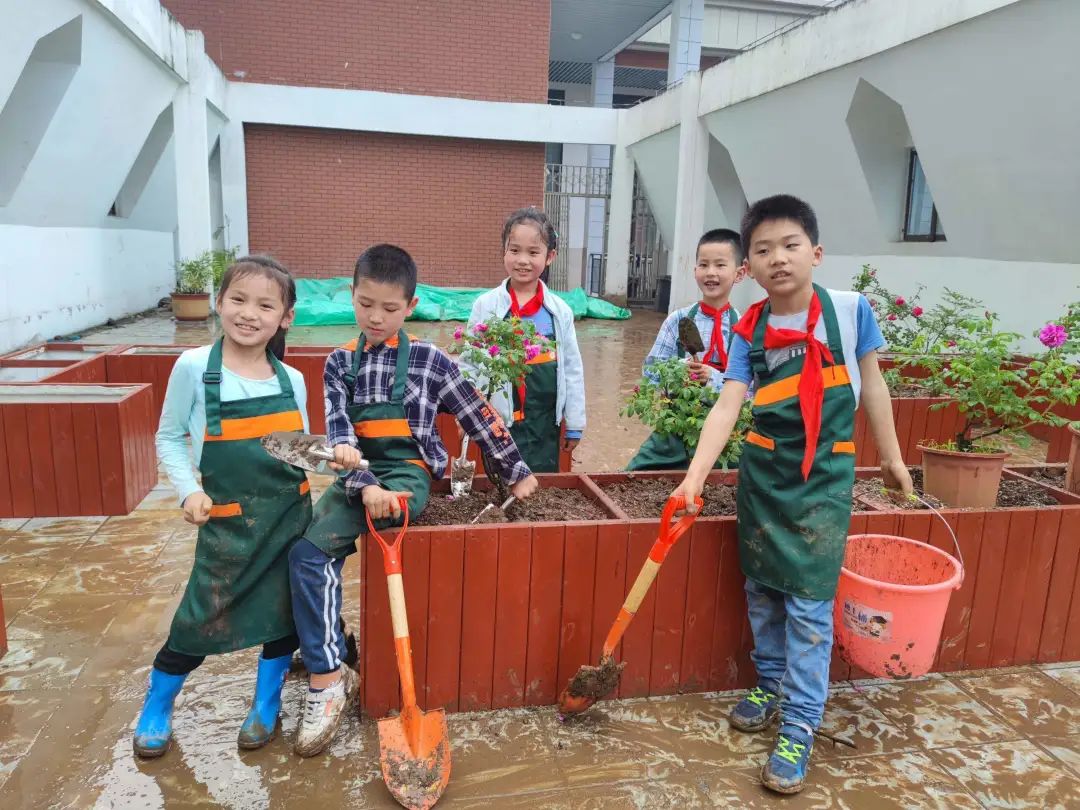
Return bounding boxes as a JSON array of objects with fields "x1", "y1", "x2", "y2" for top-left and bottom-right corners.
[{"x1": 217, "y1": 254, "x2": 297, "y2": 362}]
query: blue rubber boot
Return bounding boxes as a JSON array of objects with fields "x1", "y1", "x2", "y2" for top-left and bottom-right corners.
[
  {"x1": 761, "y1": 723, "x2": 815, "y2": 794},
  {"x1": 237, "y1": 654, "x2": 291, "y2": 749},
  {"x1": 133, "y1": 668, "x2": 188, "y2": 758}
]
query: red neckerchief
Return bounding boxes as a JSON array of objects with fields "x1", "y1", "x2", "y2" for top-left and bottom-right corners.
[
  {"x1": 508, "y1": 282, "x2": 545, "y2": 417},
  {"x1": 698, "y1": 301, "x2": 731, "y2": 371},
  {"x1": 734, "y1": 291, "x2": 834, "y2": 481}
]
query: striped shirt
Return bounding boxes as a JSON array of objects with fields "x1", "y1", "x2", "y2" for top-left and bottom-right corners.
[{"x1": 325, "y1": 337, "x2": 531, "y2": 495}]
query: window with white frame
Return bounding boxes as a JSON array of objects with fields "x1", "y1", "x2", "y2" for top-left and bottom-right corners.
[{"x1": 903, "y1": 149, "x2": 945, "y2": 241}]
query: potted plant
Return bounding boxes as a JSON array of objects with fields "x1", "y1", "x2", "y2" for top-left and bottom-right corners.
[
  {"x1": 172, "y1": 251, "x2": 213, "y2": 321},
  {"x1": 211, "y1": 246, "x2": 240, "y2": 293},
  {"x1": 622, "y1": 357, "x2": 752, "y2": 470},
  {"x1": 451, "y1": 317, "x2": 555, "y2": 502},
  {"x1": 908, "y1": 313, "x2": 1080, "y2": 507}
]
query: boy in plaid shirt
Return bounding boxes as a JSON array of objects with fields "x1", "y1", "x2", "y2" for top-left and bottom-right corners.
[{"x1": 288, "y1": 245, "x2": 538, "y2": 757}]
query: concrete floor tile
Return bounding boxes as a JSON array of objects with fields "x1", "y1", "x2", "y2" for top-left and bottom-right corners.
[
  {"x1": 930, "y1": 739, "x2": 1080, "y2": 809},
  {"x1": 954, "y1": 669, "x2": 1080, "y2": 737}
]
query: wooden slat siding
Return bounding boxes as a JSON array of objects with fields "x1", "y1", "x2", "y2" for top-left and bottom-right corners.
[
  {"x1": 937, "y1": 512, "x2": 984, "y2": 671},
  {"x1": 907, "y1": 398, "x2": 930, "y2": 461},
  {"x1": 709, "y1": 520, "x2": 748, "y2": 690},
  {"x1": 491, "y1": 525, "x2": 531, "y2": 709},
  {"x1": 1039, "y1": 509, "x2": 1080, "y2": 662},
  {"x1": 894, "y1": 400, "x2": 914, "y2": 464},
  {"x1": 680, "y1": 521, "x2": 723, "y2": 692},
  {"x1": 852, "y1": 411, "x2": 869, "y2": 467},
  {"x1": 116, "y1": 394, "x2": 137, "y2": 514},
  {"x1": 923, "y1": 401, "x2": 944, "y2": 461},
  {"x1": 1012, "y1": 509, "x2": 1061, "y2": 664},
  {"x1": 589, "y1": 523, "x2": 629, "y2": 691},
  {"x1": 403, "y1": 527, "x2": 431, "y2": 709},
  {"x1": 283, "y1": 349, "x2": 331, "y2": 435},
  {"x1": 425, "y1": 528, "x2": 465, "y2": 711},
  {"x1": 524, "y1": 524, "x2": 564, "y2": 705},
  {"x1": 70, "y1": 404, "x2": 104, "y2": 516},
  {"x1": 990, "y1": 509, "x2": 1037, "y2": 667},
  {"x1": 0, "y1": 405, "x2": 12, "y2": 517},
  {"x1": 925, "y1": 509, "x2": 960, "y2": 668},
  {"x1": 138, "y1": 386, "x2": 157, "y2": 503},
  {"x1": 1060, "y1": 513, "x2": 1080, "y2": 660},
  {"x1": 48, "y1": 404, "x2": 80, "y2": 517},
  {"x1": 617, "y1": 522, "x2": 657, "y2": 698},
  {"x1": 3, "y1": 406, "x2": 34, "y2": 517},
  {"x1": 364, "y1": 532, "x2": 398, "y2": 717},
  {"x1": 95, "y1": 405, "x2": 126, "y2": 515},
  {"x1": 556, "y1": 524, "x2": 598, "y2": 701},
  {"x1": 24, "y1": 405, "x2": 57, "y2": 517},
  {"x1": 649, "y1": 521, "x2": 692, "y2": 696},
  {"x1": 964, "y1": 511, "x2": 1010, "y2": 669},
  {"x1": 459, "y1": 527, "x2": 499, "y2": 711}
]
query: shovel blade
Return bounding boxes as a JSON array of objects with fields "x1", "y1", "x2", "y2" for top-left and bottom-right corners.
[
  {"x1": 556, "y1": 656, "x2": 626, "y2": 718},
  {"x1": 378, "y1": 708, "x2": 451, "y2": 809}
]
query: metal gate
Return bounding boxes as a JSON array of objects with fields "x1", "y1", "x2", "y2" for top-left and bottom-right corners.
[
  {"x1": 627, "y1": 170, "x2": 665, "y2": 306},
  {"x1": 544, "y1": 164, "x2": 610, "y2": 292}
]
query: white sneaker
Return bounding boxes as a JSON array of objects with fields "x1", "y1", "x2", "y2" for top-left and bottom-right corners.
[{"x1": 294, "y1": 666, "x2": 359, "y2": 757}]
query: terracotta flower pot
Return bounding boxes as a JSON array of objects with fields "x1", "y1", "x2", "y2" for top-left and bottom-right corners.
[
  {"x1": 1066, "y1": 424, "x2": 1080, "y2": 495},
  {"x1": 171, "y1": 293, "x2": 210, "y2": 321},
  {"x1": 918, "y1": 443, "x2": 1008, "y2": 508}
]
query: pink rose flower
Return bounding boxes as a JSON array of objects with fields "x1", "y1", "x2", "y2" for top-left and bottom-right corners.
[
  {"x1": 633, "y1": 385, "x2": 640, "y2": 394},
  {"x1": 473, "y1": 323, "x2": 489, "y2": 334},
  {"x1": 895, "y1": 297, "x2": 906, "y2": 307},
  {"x1": 887, "y1": 313, "x2": 898, "y2": 321},
  {"x1": 946, "y1": 340, "x2": 957, "y2": 348},
  {"x1": 525, "y1": 345, "x2": 541, "y2": 361},
  {"x1": 488, "y1": 345, "x2": 500, "y2": 357},
  {"x1": 1040, "y1": 323, "x2": 1068, "y2": 349},
  {"x1": 911, "y1": 306, "x2": 923, "y2": 317},
  {"x1": 453, "y1": 327, "x2": 464, "y2": 340}
]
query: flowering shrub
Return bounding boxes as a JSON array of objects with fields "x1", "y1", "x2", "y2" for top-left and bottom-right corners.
[
  {"x1": 622, "y1": 359, "x2": 752, "y2": 468},
  {"x1": 909, "y1": 313, "x2": 1080, "y2": 452}
]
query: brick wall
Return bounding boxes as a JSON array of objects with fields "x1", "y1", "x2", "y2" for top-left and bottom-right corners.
[
  {"x1": 244, "y1": 125, "x2": 546, "y2": 286},
  {"x1": 162, "y1": 0, "x2": 549, "y2": 102}
]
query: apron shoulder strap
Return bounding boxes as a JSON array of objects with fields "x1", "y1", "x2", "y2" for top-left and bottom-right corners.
[
  {"x1": 813, "y1": 284, "x2": 847, "y2": 366},
  {"x1": 268, "y1": 351, "x2": 295, "y2": 398},
  {"x1": 203, "y1": 339, "x2": 224, "y2": 436},
  {"x1": 343, "y1": 334, "x2": 365, "y2": 398},
  {"x1": 391, "y1": 331, "x2": 410, "y2": 404},
  {"x1": 748, "y1": 301, "x2": 771, "y2": 377}
]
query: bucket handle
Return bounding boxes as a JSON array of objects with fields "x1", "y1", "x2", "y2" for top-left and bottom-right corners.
[{"x1": 912, "y1": 494, "x2": 964, "y2": 587}]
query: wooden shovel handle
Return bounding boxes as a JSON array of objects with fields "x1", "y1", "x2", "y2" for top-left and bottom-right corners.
[{"x1": 366, "y1": 496, "x2": 410, "y2": 575}]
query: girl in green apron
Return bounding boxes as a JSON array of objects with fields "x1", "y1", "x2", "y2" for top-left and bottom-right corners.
[
  {"x1": 670, "y1": 196, "x2": 911, "y2": 794},
  {"x1": 468, "y1": 208, "x2": 586, "y2": 472},
  {"x1": 134, "y1": 257, "x2": 361, "y2": 758}
]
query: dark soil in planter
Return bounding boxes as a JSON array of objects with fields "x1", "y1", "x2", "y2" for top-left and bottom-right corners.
[
  {"x1": 414, "y1": 487, "x2": 607, "y2": 525},
  {"x1": 600, "y1": 476, "x2": 737, "y2": 518},
  {"x1": 1023, "y1": 467, "x2": 1066, "y2": 488},
  {"x1": 889, "y1": 382, "x2": 935, "y2": 398},
  {"x1": 854, "y1": 468, "x2": 1059, "y2": 510}
]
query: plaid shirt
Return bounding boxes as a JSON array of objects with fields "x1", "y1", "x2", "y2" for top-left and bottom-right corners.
[
  {"x1": 644, "y1": 303, "x2": 740, "y2": 392},
  {"x1": 325, "y1": 337, "x2": 531, "y2": 495}
]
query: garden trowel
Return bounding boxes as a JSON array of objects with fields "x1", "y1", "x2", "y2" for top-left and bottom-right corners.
[
  {"x1": 260, "y1": 431, "x2": 369, "y2": 473},
  {"x1": 677, "y1": 317, "x2": 705, "y2": 360}
]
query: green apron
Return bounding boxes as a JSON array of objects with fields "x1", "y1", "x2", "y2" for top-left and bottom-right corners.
[
  {"x1": 735, "y1": 285, "x2": 856, "y2": 601},
  {"x1": 304, "y1": 331, "x2": 431, "y2": 559},
  {"x1": 510, "y1": 346, "x2": 560, "y2": 473},
  {"x1": 168, "y1": 340, "x2": 312, "y2": 656},
  {"x1": 626, "y1": 303, "x2": 736, "y2": 472}
]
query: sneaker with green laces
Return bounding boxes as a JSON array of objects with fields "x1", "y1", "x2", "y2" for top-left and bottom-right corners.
[
  {"x1": 728, "y1": 681, "x2": 781, "y2": 732},
  {"x1": 761, "y1": 723, "x2": 814, "y2": 794}
]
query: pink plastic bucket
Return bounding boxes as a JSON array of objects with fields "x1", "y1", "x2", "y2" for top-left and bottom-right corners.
[{"x1": 834, "y1": 534, "x2": 963, "y2": 680}]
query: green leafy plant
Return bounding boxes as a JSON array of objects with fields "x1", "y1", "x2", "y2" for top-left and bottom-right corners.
[
  {"x1": 211, "y1": 246, "x2": 240, "y2": 290},
  {"x1": 908, "y1": 313, "x2": 1080, "y2": 452},
  {"x1": 452, "y1": 317, "x2": 555, "y2": 499},
  {"x1": 622, "y1": 358, "x2": 752, "y2": 469},
  {"x1": 174, "y1": 251, "x2": 213, "y2": 295}
]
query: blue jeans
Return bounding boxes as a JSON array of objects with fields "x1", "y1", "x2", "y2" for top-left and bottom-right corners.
[
  {"x1": 744, "y1": 577, "x2": 833, "y2": 730},
  {"x1": 289, "y1": 538, "x2": 348, "y2": 675}
]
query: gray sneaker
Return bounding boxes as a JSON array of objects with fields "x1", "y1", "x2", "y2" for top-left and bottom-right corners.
[{"x1": 294, "y1": 666, "x2": 359, "y2": 757}]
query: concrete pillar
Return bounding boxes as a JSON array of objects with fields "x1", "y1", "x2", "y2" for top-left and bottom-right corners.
[
  {"x1": 587, "y1": 58, "x2": 615, "y2": 294},
  {"x1": 173, "y1": 31, "x2": 213, "y2": 273},
  {"x1": 668, "y1": 72, "x2": 709, "y2": 312},
  {"x1": 603, "y1": 141, "x2": 635, "y2": 306},
  {"x1": 667, "y1": 0, "x2": 704, "y2": 86},
  {"x1": 218, "y1": 119, "x2": 249, "y2": 255}
]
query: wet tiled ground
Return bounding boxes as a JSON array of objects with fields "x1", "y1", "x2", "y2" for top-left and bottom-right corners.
[{"x1": 2, "y1": 471, "x2": 1079, "y2": 808}]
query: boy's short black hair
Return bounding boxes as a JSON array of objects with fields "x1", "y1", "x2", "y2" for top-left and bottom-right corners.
[
  {"x1": 353, "y1": 244, "x2": 417, "y2": 300},
  {"x1": 740, "y1": 194, "x2": 819, "y2": 255},
  {"x1": 697, "y1": 228, "x2": 744, "y2": 264}
]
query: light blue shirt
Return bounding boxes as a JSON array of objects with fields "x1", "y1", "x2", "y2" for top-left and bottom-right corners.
[{"x1": 156, "y1": 344, "x2": 309, "y2": 505}]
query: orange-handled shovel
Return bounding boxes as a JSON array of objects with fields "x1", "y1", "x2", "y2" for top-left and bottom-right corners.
[
  {"x1": 557, "y1": 494, "x2": 702, "y2": 717},
  {"x1": 367, "y1": 498, "x2": 451, "y2": 809}
]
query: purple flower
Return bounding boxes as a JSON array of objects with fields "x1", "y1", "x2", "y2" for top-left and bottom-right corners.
[
  {"x1": 488, "y1": 345, "x2": 500, "y2": 357},
  {"x1": 453, "y1": 326, "x2": 464, "y2": 340},
  {"x1": 473, "y1": 323, "x2": 489, "y2": 334},
  {"x1": 1040, "y1": 323, "x2": 1068, "y2": 349},
  {"x1": 525, "y1": 345, "x2": 541, "y2": 361}
]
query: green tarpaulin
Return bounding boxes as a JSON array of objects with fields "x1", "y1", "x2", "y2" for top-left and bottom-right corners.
[{"x1": 293, "y1": 278, "x2": 631, "y2": 326}]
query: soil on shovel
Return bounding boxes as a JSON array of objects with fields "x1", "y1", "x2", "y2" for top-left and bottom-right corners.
[
  {"x1": 563, "y1": 657, "x2": 625, "y2": 705},
  {"x1": 600, "y1": 476, "x2": 737, "y2": 518},
  {"x1": 414, "y1": 487, "x2": 607, "y2": 525},
  {"x1": 853, "y1": 468, "x2": 1059, "y2": 510},
  {"x1": 383, "y1": 745, "x2": 447, "y2": 808}
]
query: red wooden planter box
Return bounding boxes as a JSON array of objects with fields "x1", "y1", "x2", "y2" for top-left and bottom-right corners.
[
  {"x1": 353, "y1": 468, "x2": 1080, "y2": 715},
  {"x1": 0, "y1": 383, "x2": 156, "y2": 517},
  {"x1": 852, "y1": 396, "x2": 961, "y2": 467},
  {"x1": 105, "y1": 345, "x2": 196, "y2": 425},
  {"x1": 0, "y1": 343, "x2": 114, "y2": 386}
]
